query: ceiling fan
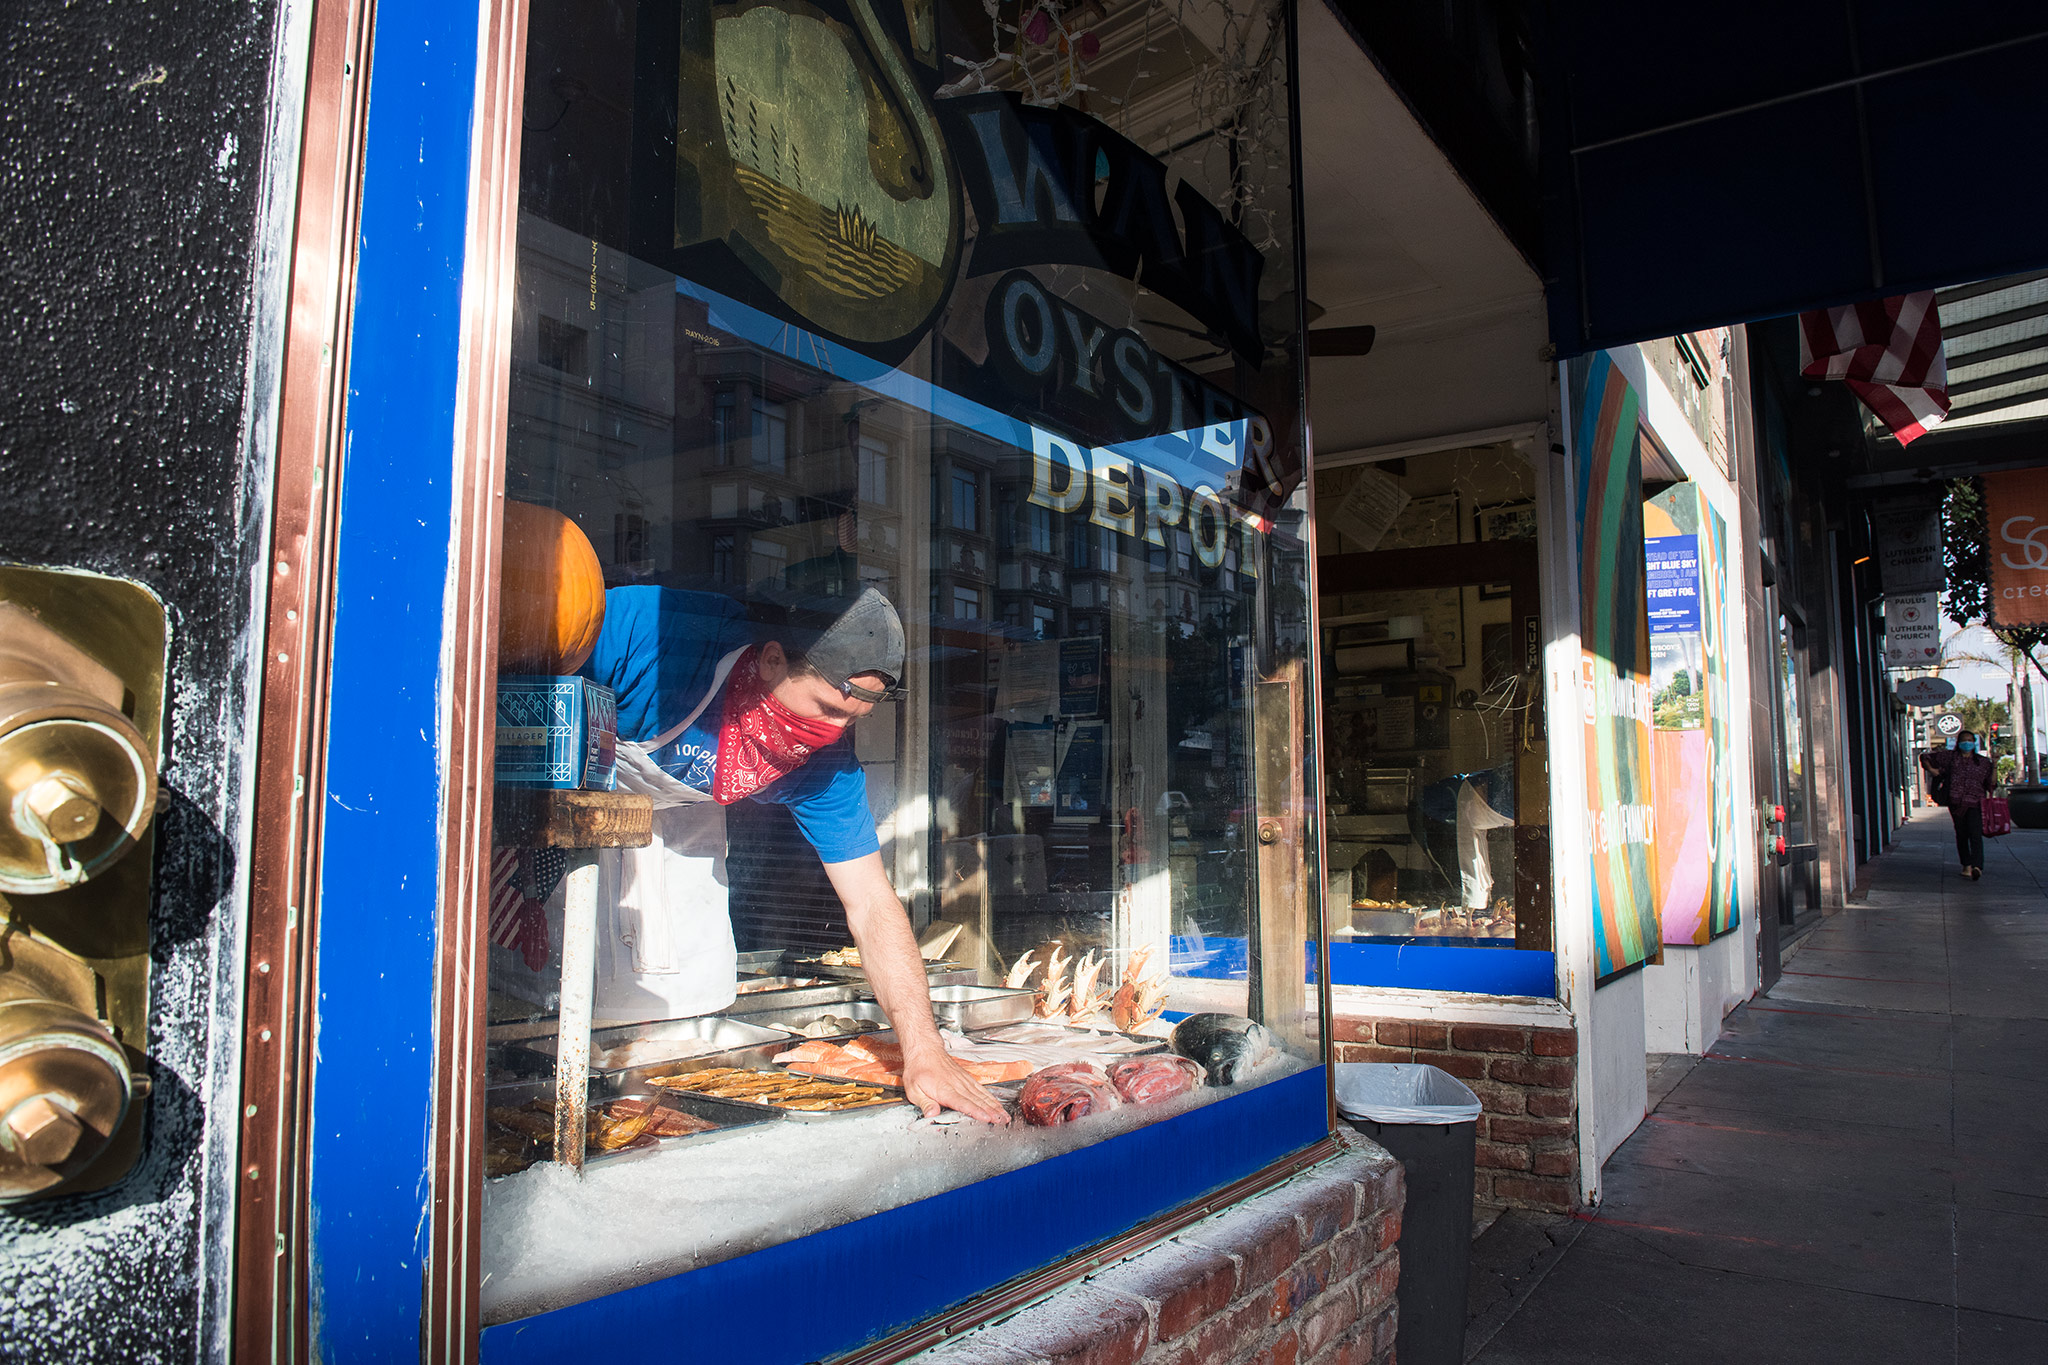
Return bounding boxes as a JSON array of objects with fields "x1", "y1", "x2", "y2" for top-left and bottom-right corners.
[
  {"x1": 1308, "y1": 322, "x2": 1376, "y2": 357},
  {"x1": 1302, "y1": 298, "x2": 1375, "y2": 357},
  {"x1": 1150, "y1": 297, "x2": 1375, "y2": 365}
]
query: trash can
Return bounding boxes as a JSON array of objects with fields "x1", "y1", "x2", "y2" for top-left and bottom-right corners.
[{"x1": 1335, "y1": 1063, "x2": 1482, "y2": 1365}]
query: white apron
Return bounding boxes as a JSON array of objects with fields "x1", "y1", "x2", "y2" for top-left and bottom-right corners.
[{"x1": 589, "y1": 647, "x2": 748, "y2": 1026}]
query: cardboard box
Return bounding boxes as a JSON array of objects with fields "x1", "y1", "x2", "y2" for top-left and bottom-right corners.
[{"x1": 495, "y1": 675, "x2": 617, "y2": 790}]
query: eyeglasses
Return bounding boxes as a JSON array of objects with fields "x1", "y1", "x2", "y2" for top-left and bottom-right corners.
[{"x1": 841, "y1": 677, "x2": 906, "y2": 704}]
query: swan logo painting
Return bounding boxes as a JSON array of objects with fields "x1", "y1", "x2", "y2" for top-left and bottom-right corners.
[
  {"x1": 1984, "y1": 467, "x2": 2048, "y2": 627},
  {"x1": 650, "y1": 0, "x2": 1275, "y2": 385},
  {"x1": 661, "y1": 0, "x2": 962, "y2": 362}
]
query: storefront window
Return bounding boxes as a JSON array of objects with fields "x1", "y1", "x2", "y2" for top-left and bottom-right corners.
[
  {"x1": 481, "y1": 0, "x2": 1319, "y2": 1326},
  {"x1": 1312, "y1": 444, "x2": 1555, "y2": 996}
]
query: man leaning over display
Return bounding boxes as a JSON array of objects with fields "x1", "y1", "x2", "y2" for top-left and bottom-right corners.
[{"x1": 579, "y1": 584, "x2": 1007, "y2": 1125}]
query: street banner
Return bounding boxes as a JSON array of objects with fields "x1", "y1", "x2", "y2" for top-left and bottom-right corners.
[
  {"x1": 1884, "y1": 592, "x2": 1941, "y2": 666},
  {"x1": 1984, "y1": 467, "x2": 2048, "y2": 626},
  {"x1": 1871, "y1": 496, "x2": 1945, "y2": 595}
]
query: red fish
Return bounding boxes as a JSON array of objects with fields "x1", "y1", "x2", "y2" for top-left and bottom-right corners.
[
  {"x1": 1017, "y1": 1062, "x2": 1122, "y2": 1125},
  {"x1": 1108, "y1": 1055, "x2": 1205, "y2": 1105}
]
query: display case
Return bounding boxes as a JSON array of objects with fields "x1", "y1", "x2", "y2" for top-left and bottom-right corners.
[{"x1": 468, "y1": 0, "x2": 1328, "y2": 1349}]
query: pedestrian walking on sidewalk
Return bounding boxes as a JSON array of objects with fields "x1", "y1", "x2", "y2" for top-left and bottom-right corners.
[{"x1": 1921, "y1": 731, "x2": 1998, "y2": 880}]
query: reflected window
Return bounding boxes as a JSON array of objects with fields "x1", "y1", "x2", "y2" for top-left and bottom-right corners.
[
  {"x1": 952, "y1": 470, "x2": 980, "y2": 532},
  {"x1": 537, "y1": 313, "x2": 587, "y2": 376},
  {"x1": 858, "y1": 436, "x2": 891, "y2": 506},
  {"x1": 1027, "y1": 503, "x2": 1053, "y2": 554}
]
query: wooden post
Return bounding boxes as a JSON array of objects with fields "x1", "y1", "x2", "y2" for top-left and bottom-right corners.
[{"x1": 492, "y1": 788, "x2": 652, "y2": 1173}]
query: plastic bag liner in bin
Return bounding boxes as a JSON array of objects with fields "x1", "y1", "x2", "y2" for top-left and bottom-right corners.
[
  {"x1": 1335, "y1": 1062, "x2": 1483, "y2": 1124},
  {"x1": 1334, "y1": 1063, "x2": 1480, "y2": 1365}
]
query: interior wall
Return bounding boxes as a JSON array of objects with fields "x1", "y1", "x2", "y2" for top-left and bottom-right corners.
[{"x1": 0, "y1": 1, "x2": 296, "y2": 1357}]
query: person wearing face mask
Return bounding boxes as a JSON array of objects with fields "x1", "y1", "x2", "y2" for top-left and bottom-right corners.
[
  {"x1": 563, "y1": 584, "x2": 1007, "y2": 1125},
  {"x1": 1920, "y1": 729, "x2": 1998, "y2": 880}
]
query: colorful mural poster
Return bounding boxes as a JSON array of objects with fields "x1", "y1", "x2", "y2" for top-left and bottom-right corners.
[
  {"x1": 1572, "y1": 353, "x2": 1660, "y2": 978},
  {"x1": 1645, "y1": 486, "x2": 1741, "y2": 945},
  {"x1": 1701, "y1": 500, "x2": 1741, "y2": 939}
]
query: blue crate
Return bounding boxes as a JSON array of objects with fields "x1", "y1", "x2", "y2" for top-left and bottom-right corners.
[{"x1": 495, "y1": 675, "x2": 618, "y2": 790}]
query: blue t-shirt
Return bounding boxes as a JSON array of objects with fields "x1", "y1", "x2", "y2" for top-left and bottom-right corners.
[{"x1": 581, "y1": 587, "x2": 880, "y2": 864}]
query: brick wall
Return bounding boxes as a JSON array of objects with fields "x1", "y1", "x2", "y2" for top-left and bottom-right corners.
[
  {"x1": 911, "y1": 1145, "x2": 1404, "y2": 1365},
  {"x1": 1334, "y1": 1017, "x2": 1580, "y2": 1212}
]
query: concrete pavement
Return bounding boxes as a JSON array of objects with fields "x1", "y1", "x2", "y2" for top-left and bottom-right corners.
[{"x1": 1466, "y1": 807, "x2": 2048, "y2": 1363}]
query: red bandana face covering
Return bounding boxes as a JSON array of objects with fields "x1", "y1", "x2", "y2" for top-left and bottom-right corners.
[{"x1": 712, "y1": 646, "x2": 847, "y2": 804}]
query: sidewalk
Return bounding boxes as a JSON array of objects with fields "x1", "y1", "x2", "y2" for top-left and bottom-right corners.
[{"x1": 1466, "y1": 807, "x2": 2048, "y2": 1363}]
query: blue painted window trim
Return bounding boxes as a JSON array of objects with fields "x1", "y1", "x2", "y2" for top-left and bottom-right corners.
[
  {"x1": 1175, "y1": 934, "x2": 1560, "y2": 999},
  {"x1": 311, "y1": 6, "x2": 1333, "y2": 1359},
  {"x1": 310, "y1": 2, "x2": 481, "y2": 1356},
  {"x1": 1325, "y1": 943, "x2": 1559, "y2": 998}
]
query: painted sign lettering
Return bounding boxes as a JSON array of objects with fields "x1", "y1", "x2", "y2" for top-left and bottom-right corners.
[
  {"x1": 940, "y1": 92, "x2": 1266, "y2": 365},
  {"x1": 982, "y1": 269, "x2": 1269, "y2": 487}
]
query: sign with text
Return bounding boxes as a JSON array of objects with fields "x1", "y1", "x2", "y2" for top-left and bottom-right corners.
[
  {"x1": 1984, "y1": 467, "x2": 2048, "y2": 625},
  {"x1": 1871, "y1": 497, "x2": 1945, "y2": 595},
  {"x1": 1895, "y1": 676, "x2": 1956, "y2": 708},
  {"x1": 1884, "y1": 592, "x2": 1941, "y2": 666},
  {"x1": 1644, "y1": 535, "x2": 1702, "y2": 634}
]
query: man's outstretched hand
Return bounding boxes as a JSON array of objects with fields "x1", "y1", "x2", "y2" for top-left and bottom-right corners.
[{"x1": 900, "y1": 1047, "x2": 1010, "y2": 1125}]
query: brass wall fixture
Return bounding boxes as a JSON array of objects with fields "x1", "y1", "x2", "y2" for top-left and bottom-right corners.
[{"x1": 0, "y1": 566, "x2": 166, "y2": 1203}]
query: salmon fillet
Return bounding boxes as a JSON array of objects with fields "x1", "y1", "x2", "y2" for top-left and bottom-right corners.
[{"x1": 843, "y1": 1037, "x2": 903, "y2": 1066}]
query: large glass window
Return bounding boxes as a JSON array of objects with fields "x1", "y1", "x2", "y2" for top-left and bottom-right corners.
[
  {"x1": 483, "y1": 0, "x2": 1320, "y2": 1326},
  {"x1": 1312, "y1": 444, "x2": 1555, "y2": 996}
]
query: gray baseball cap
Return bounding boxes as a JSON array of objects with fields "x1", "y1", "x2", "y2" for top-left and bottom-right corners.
[{"x1": 793, "y1": 587, "x2": 905, "y2": 701}]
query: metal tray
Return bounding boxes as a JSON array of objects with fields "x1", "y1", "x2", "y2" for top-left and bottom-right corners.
[
  {"x1": 615, "y1": 1053, "x2": 912, "y2": 1123},
  {"x1": 733, "y1": 974, "x2": 829, "y2": 992},
  {"x1": 483, "y1": 1078, "x2": 774, "y2": 1173},
  {"x1": 769, "y1": 949, "x2": 979, "y2": 989},
  {"x1": 926, "y1": 984, "x2": 1037, "y2": 1030},
  {"x1": 512, "y1": 1014, "x2": 794, "y2": 1072},
  {"x1": 729, "y1": 1000, "x2": 894, "y2": 1039},
  {"x1": 723, "y1": 980, "x2": 865, "y2": 1013}
]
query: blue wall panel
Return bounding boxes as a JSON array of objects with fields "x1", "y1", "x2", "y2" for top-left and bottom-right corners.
[{"x1": 309, "y1": 4, "x2": 478, "y2": 1358}]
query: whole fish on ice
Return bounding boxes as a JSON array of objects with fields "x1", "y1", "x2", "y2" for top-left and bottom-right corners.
[{"x1": 1170, "y1": 1013, "x2": 1278, "y2": 1085}]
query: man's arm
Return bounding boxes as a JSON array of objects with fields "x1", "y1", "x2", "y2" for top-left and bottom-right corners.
[{"x1": 823, "y1": 852, "x2": 1009, "y2": 1124}]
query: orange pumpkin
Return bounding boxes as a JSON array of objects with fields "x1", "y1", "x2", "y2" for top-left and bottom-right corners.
[{"x1": 498, "y1": 500, "x2": 606, "y2": 674}]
